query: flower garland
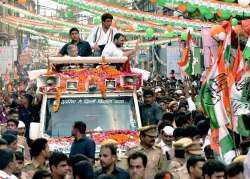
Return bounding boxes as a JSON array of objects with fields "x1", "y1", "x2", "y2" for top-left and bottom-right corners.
[
  {"x1": 91, "y1": 130, "x2": 139, "y2": 146},
  {"x1": 47, "y1": 130, "x2": 139, "y2": 153},
  {"x1": 53, "y1": 87, "x2": 61, "y2": 112}
]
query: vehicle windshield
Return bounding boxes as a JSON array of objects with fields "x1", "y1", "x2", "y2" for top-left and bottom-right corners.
[{"x1": 44, "y1": 95, "x2": 138, "y2": 137}]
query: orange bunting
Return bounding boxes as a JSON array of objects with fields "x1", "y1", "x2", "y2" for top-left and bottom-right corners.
[
  {"x1": 178, "y1": 4, "x2": 187, "y2": 13},
  {"x1": 217, "y1": 10, "x2": 223, "y2": 18},
  {"x1": 127, "y1": 25, "x2": 135, "y2": 32},
  {"x1": 210, "y1": 25, "x2": 225, "y2": 37},
  {"x1": 166, "y1": 25, "x2": 173, "y2": 32},
  {"x1": 18, "y1": 0, "x2": 26, "y2": 5},
  {"x1": 149, "y1": 0, "x2": 157, "y2": 4}
]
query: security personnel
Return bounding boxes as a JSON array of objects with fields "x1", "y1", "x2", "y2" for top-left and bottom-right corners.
[
  {"x1": 170, "y1": 138, "x2": 203, "y2": 179},
  {"x1": 127, "y1": 125, "x2": 167, "y2": 179},
  {"x1": 22, "y1": 138, "x2": 50, "y2": 178}
]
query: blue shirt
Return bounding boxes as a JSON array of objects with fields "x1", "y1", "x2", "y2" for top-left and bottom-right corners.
[
  {"x1": 139, "y1": 103, "x2": 162, "y2": 126},
  {"x1": 69, "y1": 137, "x2": 96, "y2": 159},
  {"x1": 59, "y1": 40, "x2": 92, "y2": 57}
]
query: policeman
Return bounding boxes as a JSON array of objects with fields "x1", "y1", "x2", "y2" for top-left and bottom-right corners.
[
  {"x1": 22, "y1": 138, "x2": 50, "y2": 178},
  {"x1": 127, "y1": 125, "x2": 167, "y2": 179},
  {"x1": 170, "y1": 138, "x2": 203, "y2": 179}
]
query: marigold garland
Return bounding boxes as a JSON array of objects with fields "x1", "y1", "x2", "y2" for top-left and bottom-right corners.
[
  {"x1": 101, "y1": 65, "x2": 121, "y2": 77},
  {"x1": 53, "y1": 87, "x2": 61, "y2": 112}
]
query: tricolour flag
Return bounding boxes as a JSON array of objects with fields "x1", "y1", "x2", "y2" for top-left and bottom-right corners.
[
  {"x1": 230, "y1": 71, "x2": 250, "y2": 136},
  {"x1": 222, "y1": 18, "x2": 232, "y2": 65},
  {"x1": 228, "y1": 41, "x2": 250, "y2": 136},
  {"x1": 200, "y1": 19, "x2": 234, "y2": 158},
  {"x1": 200, "y1": 47, "x2": 231, "y2": 128},
  {"x1": 178, "y1": 32, "x2": 193, "y2": 76},
  {"x1": 211, "y1": 126, "x2": 234, "y2": 157},
  {"x1": 243, "y1": 37, "x2": 250, "y2": 60},
  {"x1": 232, "y1": 45, "x2": 245, "y2": 82},
  {"x1": 192, "y1": 47, "x2": 202, "y2": 75}
]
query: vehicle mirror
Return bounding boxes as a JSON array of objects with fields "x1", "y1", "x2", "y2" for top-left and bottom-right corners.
[{"x1": 29, "y1": 122, "x2": 41, "y2": 140}]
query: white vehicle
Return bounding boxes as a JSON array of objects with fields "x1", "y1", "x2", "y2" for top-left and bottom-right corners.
[{"x1": 29, "y1": 56, "x2": 142, "y2": 155}]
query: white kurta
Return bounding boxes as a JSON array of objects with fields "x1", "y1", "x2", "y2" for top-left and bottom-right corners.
[
  {"x1": 102, "y1": 42, "x2": 124, "y2": 57},
  {"x1": 87, "y1": 26, "x2": 118, "y2": 48}
]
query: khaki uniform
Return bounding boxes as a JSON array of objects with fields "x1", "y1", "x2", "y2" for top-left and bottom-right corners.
[
  {"x1": 126, "y1": 125, "x2": 168, "y2": 179},
  {"x1": 172, "y1": 163, "x2": 189, "y2": 179},
  {"x1": 127, "y1": 144, "x2": 167, "y2": 179},
  {"x1": 169, "y1": 138, "x2": 203, "y2": 179},
  {"x1": 17, "y1": 136, "x2": 30, "y2": 162},
  {"x1": 22, "y1": 159, "x2": 49, "y2": 179}
]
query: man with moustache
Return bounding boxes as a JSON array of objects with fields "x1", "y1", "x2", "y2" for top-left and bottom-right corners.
[
  {"x1": 127, "y1": 125, "x2": 167, "y2": 179},
  {"x1": 95, "y1": 143, "x2": 129, "y2": 179},
  {"x1": 102, "y1": 33, "x2": 137, "y2": 58},
  {"x1": 69, "y1": 121, "x2": 96, "y2": 164},
  {"x1": 128, "y1": 152, "x2": 147, "y2": 179}
]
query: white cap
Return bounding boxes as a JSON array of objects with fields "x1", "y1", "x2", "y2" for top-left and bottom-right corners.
[
  {"x1": 162, "y1": 126, "x2": 174, "y2": 136},
  {"x1": 18, "y1": 121, "x2": 25, "y2": 128},
  {"x1": 176, "y1": 90, "x2": 182, "y2": 94}
]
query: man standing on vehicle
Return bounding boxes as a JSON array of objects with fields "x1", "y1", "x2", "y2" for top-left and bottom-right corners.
[
  {"x1": 87, "y1": 13, "x2": 118, "y2": 56},
  {"x1": 102, "y1": 33, "x2": 138, "y2": 58},
  {"x1": 58, "y1": 28, "x2": 92, "y2": 57},
  {"x1": 70, "y1": 121, "x2": 96, "y2": 164}
]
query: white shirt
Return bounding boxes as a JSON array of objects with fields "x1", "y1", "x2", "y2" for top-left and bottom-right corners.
[
  {"x1": 160, "y1": 140, "x2": 172, "y2": 155},
  {"x1": 102, "y1": 42, "x2": 123, "y2": 57},
  {"x1": 0, "y1": 170, "x2": 18, "y2": 179},
  {"x1": 187, "y1": 97, "x2": 196, "y2": 111},
  {"x1": 87, "y1": 26, "x2": 118, "y2": 48}
]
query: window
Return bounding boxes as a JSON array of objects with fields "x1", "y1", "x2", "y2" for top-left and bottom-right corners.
[{"x1": 45, "y1": 96, "x2": 138, "y2": 137}]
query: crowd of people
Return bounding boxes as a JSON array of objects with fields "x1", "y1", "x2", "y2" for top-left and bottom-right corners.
[
  {"x1": 0, "y1": 11, "x2": 249, "y2": 179},
  {"x1": 0, "y1": 71, "x2": 249, "y2": 179}
]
